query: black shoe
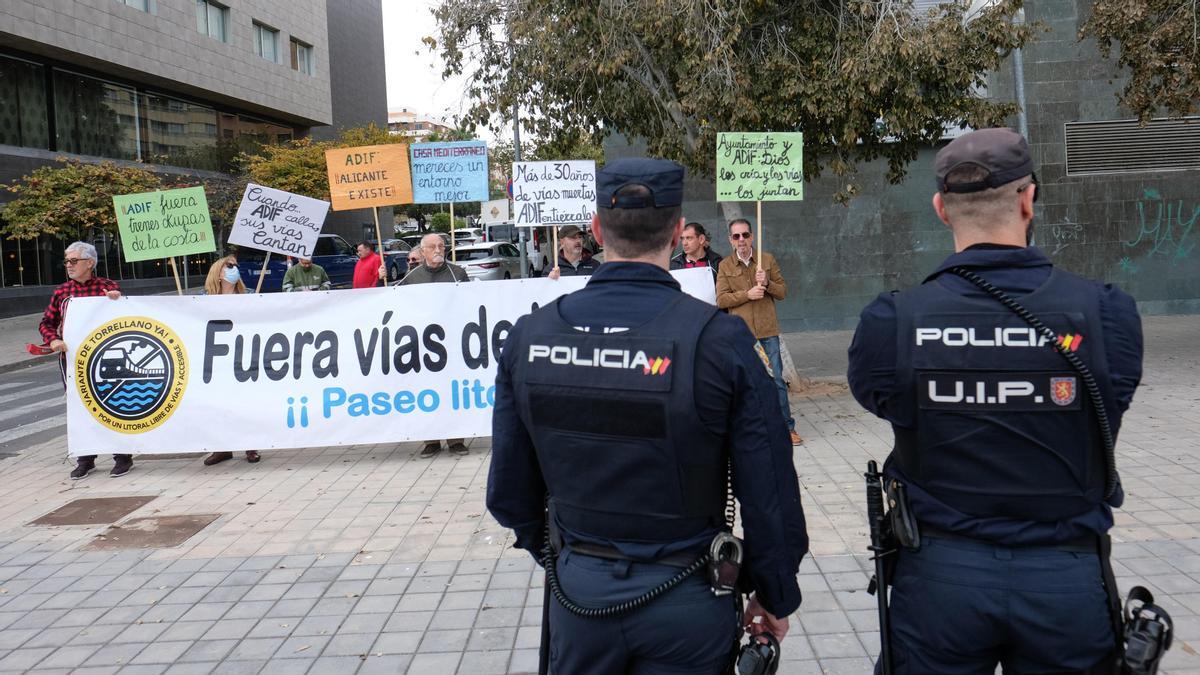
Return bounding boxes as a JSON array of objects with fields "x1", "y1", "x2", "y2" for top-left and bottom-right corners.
[
  {"x1": 110, "y1": 456, "x2": 133, "y2": 477},
  {"x1": 419, "y1": 442, "x2": 442, "y2": 458},
  {"x1": 449, "y1": 442, "x2": 468, "y2": 456},
  {"x1": 70, "y1": 460, "x2": 95, "y2": 480}
]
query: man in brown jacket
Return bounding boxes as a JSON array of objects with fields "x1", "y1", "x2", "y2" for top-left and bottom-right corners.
[{"x1": 716, "y1": 218, "x2": 801, "y2": 445}]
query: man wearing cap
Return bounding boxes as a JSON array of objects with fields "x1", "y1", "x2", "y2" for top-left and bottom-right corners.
[
  {"x1": 489, "y1": 158, "x2": 808, "y2": 674},
  {"x1": 847, "y1": 128, "x2": 1143, "y2": 673},
  {"x1": 543, "y1": 224, "x2": 602, "y2": 279}
]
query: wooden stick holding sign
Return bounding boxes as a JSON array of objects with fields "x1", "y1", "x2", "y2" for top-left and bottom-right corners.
[
  {"x1": 715, "y1": 131, "x2": 805, "y2": 277},
  {"x1": 168, "y1": 256, "x2": 183, "y2": 295},
  {"x1": 450, "y1": 202, "x2": 456, "y2": 263},
  {"x1": 254, "y1": 252, "x2": 271, "y2": 294},
  {"x1": 756, "y1": 200, "x2": 763, "y2": 274},
  {"x1": 372, "y1": 208, "x2": 385, "y2": 285},
  {"x1": 551, "y1": 226, "x2": 559, "y2": 274}
]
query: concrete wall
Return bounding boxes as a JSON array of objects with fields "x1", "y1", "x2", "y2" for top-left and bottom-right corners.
[
  {"x1": 0, "y1": 0, "x2": 332, "y2": 126},
  {"x1": 611, "y1": 1, "x2": 1200, "y2": 332}
]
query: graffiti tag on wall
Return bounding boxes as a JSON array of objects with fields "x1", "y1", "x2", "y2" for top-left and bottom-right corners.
[{"x1": 1125, "y1": 188, "x2": 1197, "y2": 263}]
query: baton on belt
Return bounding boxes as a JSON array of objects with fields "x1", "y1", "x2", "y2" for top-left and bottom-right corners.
[{"x1": 865, "y1": 460, "x2": 894, "y2": 675}]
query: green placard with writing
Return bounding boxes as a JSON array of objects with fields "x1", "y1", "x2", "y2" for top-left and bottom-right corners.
[
  {"x1": 716, "y1": 132, "x2": 804, "y2": 202},
  {"x1": 113, "y1": 186, "x2": 216, "y2": 262}
]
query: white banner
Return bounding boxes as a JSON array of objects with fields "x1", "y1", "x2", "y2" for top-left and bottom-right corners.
[
  {"x1": 512, "y1": 160, "x2": 596, "y2": 227},
  {"x1": 64, "y1": 269, "x2": 717, "y2": 456},
  {"x1": 227, "y1": 184, "x2": 330, "y2": 258}
]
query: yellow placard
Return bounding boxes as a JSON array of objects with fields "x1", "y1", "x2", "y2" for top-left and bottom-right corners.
[{"x1": 325, "y1": 144, "x2": 414, "y2": 211}]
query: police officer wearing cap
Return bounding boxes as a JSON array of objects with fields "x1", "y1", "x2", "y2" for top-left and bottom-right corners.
[
  {"x1": 848, "y1": 128, "x2": 1144, "y2": 673},
  {"x1": 488, "y1": 158, "x2": 809, "y2": 674}
]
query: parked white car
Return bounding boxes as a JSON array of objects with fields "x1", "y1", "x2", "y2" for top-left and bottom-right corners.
[
  {"x1": 456, "y1": 242, "x2": 525, "y2": 281},
  {"x1": 451, "y1": 228, "x2": 485, "y2": 246}
]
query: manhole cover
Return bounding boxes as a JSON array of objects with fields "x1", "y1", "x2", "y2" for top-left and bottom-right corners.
[
  {"x1": 83, "y1": 514, "x2": 220, "y2": 550},
  {"x1": 30, "y1": 496, "x2": 157, "y2": 526}
]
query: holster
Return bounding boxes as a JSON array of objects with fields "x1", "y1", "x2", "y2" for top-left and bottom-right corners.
[{"x1": 885, "y1": 478, "x2": 921, "y2": 551}]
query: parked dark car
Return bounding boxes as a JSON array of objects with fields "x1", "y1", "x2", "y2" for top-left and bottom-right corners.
[
  {"x1": 380, "y1": 239, "x2": 414, "y2": 282},
  {"x1": 237, "y1": 234, "x2": 358, "y2": 292}
]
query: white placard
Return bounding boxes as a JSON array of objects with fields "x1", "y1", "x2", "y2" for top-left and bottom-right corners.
[
  {"x1": 511, "y1": 160, "x2": 596, "y2": 227},
  {"x1": 227, "y1": 183, "x2": 330, "y2": 258},
  {"x1": 64, "y1": 269, "x2": 717, "y2": 455},
  {"x1": 481, "y1": 199, "x2": 510, "y2": 225}
]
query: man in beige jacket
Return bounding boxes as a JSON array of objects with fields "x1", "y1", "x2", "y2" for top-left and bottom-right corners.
[{"x1": 716, "y1": 218, "x2": 802, "y2": 445}]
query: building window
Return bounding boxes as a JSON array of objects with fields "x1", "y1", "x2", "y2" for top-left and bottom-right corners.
[
  {"x1": 52, "y1": 70, "x2": 139, "y2": 160},
  {"x1": 253, "y1": 22, "x2": 279, "y2": 63},
  {"x1": 0, "y1": 55, "x2": 50, "y2": 150},
  {"x1": 290, "y1": 39, "x2": 313, "y2": 75},
  {"x1": 195, "y1": 0, "x2": 228, "y2": 42},
  {"x1": 120, "y1": 0, "x2": 150, "y2": 11},
  {"x1": 141, "y1": 93, "x2": 220, "y2": 170}
]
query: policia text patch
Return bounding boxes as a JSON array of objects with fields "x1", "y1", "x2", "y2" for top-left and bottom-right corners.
[{"x1": 918, "y1": 372, "x2": 1082, "y2": 411}]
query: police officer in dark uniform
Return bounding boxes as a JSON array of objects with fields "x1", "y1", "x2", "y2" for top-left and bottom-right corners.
[
  {"x1": 488, "y1": 158, "x2": 809, "y2": 674},
  {"x1": 848, "y1": 128, "x2": 1144, "y2": 673}
]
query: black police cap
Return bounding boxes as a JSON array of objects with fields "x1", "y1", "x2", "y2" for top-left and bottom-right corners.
[
  {"x1": 596, "y1": 158, "x2": 685, "y2": 209},
  {"x1": 935, "y1": 128, "x2": 1034, "y2": 194}
]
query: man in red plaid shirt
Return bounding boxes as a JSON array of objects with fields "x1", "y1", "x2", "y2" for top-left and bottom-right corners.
[{"x1": 38, "y1": 241, "x2": 130, "y2": 480}]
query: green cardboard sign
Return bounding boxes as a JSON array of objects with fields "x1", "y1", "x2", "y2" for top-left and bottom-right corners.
[
  {"x1": 113, "y1": 186, "x2": 216, "y2": 262},
  {"x1": 716, "y1": 132, "x2": 804, "y2": 202}
]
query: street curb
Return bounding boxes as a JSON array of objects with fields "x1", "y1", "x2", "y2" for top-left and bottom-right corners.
[{"x1": 0, "y1": 358, "x2": 54, "y2": 376}]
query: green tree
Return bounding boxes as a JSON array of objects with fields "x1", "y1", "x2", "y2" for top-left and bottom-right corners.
[
  {"x1": 1, "y1": 159, "x2": 162, "y2": 241},
  {"x1": 1081, "y1": 1, "x2": 1199, "y2": 121},
  {"x1": 432, "y1": 0, "x2": 1032, "y2": 202},
  {"x1": 241, "y1": 124, "x2": 407, "y2": 201}
]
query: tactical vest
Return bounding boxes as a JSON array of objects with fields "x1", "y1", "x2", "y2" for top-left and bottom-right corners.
[
  {"x1": 893, "y1": 268, "x2": 1116, "y2": 521},
  {"x1": 509, "y1": 294, "x2": 727, "y2": 542}
]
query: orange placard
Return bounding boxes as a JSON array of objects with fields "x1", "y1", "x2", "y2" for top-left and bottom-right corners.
[{"x1": 325, "y1": 144, "x2": 414, "y2": 211}]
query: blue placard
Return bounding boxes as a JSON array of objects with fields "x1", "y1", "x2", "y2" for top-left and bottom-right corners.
[{"x1": 409, "y1": 140, "x2": 489, "y2": 204}]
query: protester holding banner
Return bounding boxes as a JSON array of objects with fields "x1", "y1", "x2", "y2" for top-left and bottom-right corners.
[
  {"x1": 488, "y1": 158, "x2": 808, "y2": 674},
  {"x1": 282, "y1": 258, "x2": 331, "y2": 292},
  {"x1": 204, "y1": 255, "x2": 247, "y2": 295},
  {"x1": 39, "y1": 241, "x2": 131, "y2": 480},
  {"x1": 398, "y1": 233, "x2": 469, "y2": 457},
  {"x1": 353, "y1": 242, "x2": 386, "y2": 289},
  {"x1": 670, "y1": 222, "x2": 723, "y2": 284},
  {"x1": 543, "y1": 225, "x2": 601, "y2": 280}
]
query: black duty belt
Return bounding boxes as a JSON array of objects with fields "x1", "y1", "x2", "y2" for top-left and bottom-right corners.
[
  {"x1": 921, "y1": 525, "x2": 1097, "y2": 554},
  {"x1": 566, "y1": 542, "x2": 699, "y2": 568}
]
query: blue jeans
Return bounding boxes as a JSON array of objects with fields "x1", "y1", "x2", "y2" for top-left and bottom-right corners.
[
  {"x1": 758, "y1": 336, "x2": 794, "y2": 431},
  {"x1": 880, "y1": 535, "x2": 1115, "y2": 674}
]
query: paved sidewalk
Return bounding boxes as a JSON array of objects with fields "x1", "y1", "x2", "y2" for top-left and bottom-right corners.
[{"x1": 0, "y1": 315, "x2": 1197, "y2": 673}]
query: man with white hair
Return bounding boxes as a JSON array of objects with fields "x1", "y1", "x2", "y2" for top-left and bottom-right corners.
[
  {"x1": 399, "y1": 233, "x2": 470, "y2": 457},
  {"x1": 38, "y1": 241, "x2": 129, "y2": 480}
]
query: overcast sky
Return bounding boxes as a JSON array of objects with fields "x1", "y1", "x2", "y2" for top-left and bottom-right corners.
[{"x1": 380, "y1": 0, "x2": 475, "y2": 129}]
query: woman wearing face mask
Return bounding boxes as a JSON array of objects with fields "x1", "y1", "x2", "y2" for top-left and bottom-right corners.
[
  {"x1": 204, "y1": 254, "x2": 247, "y2": 295},
  {"x1": 201, "y1": 254, "x2": 260, "y2": 464}
]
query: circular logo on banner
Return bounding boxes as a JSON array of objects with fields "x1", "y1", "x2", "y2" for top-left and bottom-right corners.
[{"x1": 74, "y1": 316, "x2": 188, "y2": 434}]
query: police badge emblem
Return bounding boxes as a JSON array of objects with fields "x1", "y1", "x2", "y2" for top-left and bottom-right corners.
[{"x1": 1050, "y1": 377, "x2": 1077, "y2": 406}]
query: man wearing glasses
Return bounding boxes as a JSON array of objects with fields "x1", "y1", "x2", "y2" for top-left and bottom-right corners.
[
  {"x1": 38, "y1": 241, "x2": 130, "y2": 479},
  {"x1": 716, "y1": 219, "x2": 802, "y2": 445}
]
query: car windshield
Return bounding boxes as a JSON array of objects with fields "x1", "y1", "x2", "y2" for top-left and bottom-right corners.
[{"x1": 457, "y1": 249, "x2": 495, "y2": 261}]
